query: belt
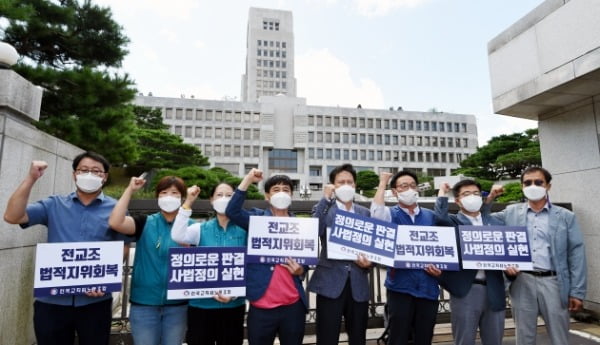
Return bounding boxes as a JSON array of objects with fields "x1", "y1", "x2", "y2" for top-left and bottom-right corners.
[
  {"x1": 524, "y1": 270, "x2": 556, "y2": 277},
  {"x1": 473, "y1": 279, "x2": 487, "y2": 285}
]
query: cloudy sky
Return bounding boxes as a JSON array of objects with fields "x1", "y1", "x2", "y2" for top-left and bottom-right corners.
[{"x1": 94, "y1": 0, "x2": 543, "y2": 145}]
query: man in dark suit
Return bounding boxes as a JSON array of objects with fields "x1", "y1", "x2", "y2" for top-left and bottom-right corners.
[
  {"x1": 308, "y1": 164, "x2": 372, "y2": 345},
  {"x1": 427, "y1": 180, "x2": 506, "y2": 345}
]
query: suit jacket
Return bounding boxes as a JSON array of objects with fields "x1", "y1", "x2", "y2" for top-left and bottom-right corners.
[
  {"x1": 307, "y1": 198, "x2": 371, "y2": 302},
  {"x1": 488, "y1": 201, "x2": 587, "y2": 307},
  {"x1": 434, "y1": 197, "x2": 507, "y2": 311}
]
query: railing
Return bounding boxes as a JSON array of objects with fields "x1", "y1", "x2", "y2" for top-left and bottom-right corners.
[{"x1": 109, "y1": 199, "x2": 568, "y2": 344}]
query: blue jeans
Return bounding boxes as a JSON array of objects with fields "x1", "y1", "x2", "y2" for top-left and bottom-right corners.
[{"x1": 129, "y1": 304, "x2": 187, "y2": 345}]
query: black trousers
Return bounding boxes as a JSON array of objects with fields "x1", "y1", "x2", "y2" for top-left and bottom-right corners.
[
  {"x1": 315, "y1": 278, "x2": 369, "y2": 345},
  {"x1": 247, "y1": 300, "x2": 305, "y2": 345},
  {"x1": 186, "y1": 304, "x2": 246, "y2": 345},
  {"x1": 387, "y1": 290, "x2": 438, "y2": 345},
  {"x1": 33, "y1": 298, "x2": 113, "y2": 345}
]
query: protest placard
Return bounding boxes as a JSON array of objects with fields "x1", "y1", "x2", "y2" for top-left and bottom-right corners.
[
  {"x1": 394, "y1": 225, "x2": 460, "y2": 270},
  {"x1": 167, "y1": 246, "x2": 246, "y2": 300},
  {"x1": 458, "y1": 225, "x2": 532, "y2": 270},
  {"x1": 34, "y1": 241, "x2": 123, "y2": 297},
  {"x1": 247, "y1": 216, "x2": 319, "y2": 265},
  {"x1": 327, "y1": 209, "x2": 396, "y2": 266}
]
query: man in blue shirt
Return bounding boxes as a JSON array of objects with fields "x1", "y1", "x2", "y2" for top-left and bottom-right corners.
[{"x1": 4, "y1": 151, "x2": 129, "y2": 345}]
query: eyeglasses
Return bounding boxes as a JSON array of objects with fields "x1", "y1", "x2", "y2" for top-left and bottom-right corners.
[
  {"x1": 395, "y1": 183, "x2": 417, "y2": 190},
  {"x1": 523, "y1": 179, "x2": 544, "y2": 187},
  {"x1": 75, "y1": 168, "x2": 105, "y2": 177},
  {"x1": 459, "y1": 191, "x2": 481, "y2": 198}
]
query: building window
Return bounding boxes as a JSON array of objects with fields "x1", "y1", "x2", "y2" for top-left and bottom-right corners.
[
  {"x1": 165, "y1": 108, "x2": 173, "y2": 119},
  {"x1": 244, "y1": 129, "x2": 251, "y2": 140},
  {"x1": 225, "y1": 128, "x2": 232, "y2": 139},
  {"x1": 359, "y1": 134, "x2": 366, "y2": 145},
  {"x1": 309, "y1": 166, "x2": 321, "y2": 176},
  {"x1": 334, "y1": 149, "x2": 341, "y2": 159},
  {"x1": 416, "y1": 121, "x2": 421, "y2": 131},
  {"x1": 244, "y1": 146, "x2": 250, "y2": 156},
  {"x1": 431, "y1": 122, "x2": 437, "y2": 131},
  {"x1": 367, "y1": 119, "x2": 373, "y2": 128},
  {"x1": 333, "y1": 117, "x2": 340, "y2": 127},
  {"x1": 325, "y1": 116, "x2": 331, "y2": 126},
  {"x1": 317, "y1": 132, "x2": 323, "y2": 143},
  {"x1": 350, "y1": 118, "x2": 357, "y2": 127},
  {"x1": 253, "y1": 146, "x2": 260, "y2": 157},
  {"x1": 447, "y1": 122, "x2": 453, "y2": 132},
  {"x1": 316, "y1": 116, "x2": 323, "y2": 126},
  {"x1": 424, "y1": 121, "x2": 429, "y2": 131},
  {"x1": 343, "y1": 133, "x2": 349, "y2": 144},
  {"x1": 176, "y1": 109, "x2": 183, "y2": 120},
  {"x1": 343, "y1": 150, "x2": 349, "y2": 160},
  {"x1": 184, "y1": 126, "x2": 192, "y2": 137},
  {"x1": 308, "y1": 115, "x2": 314, "y2": 126},
  {"x1": 234, "y1": 128, "x2": 241, "y2": 139},
  {"x1": 352, "y1": 150, "x2": 358, "y2": 160},
  {"x1": 253, "y1": 129, "x2": 260, "y2": 140},
  {"x1": 334, "y1": 133, "x2": 340, "y2": 143},
  {"x1": 463, "y1": 138, "x2": 468, "y2": 147},
  {"x1": 195, "y1": 127, "x2": 202, "y2": 137},
  {"x1": 439, "y1": 122, "x2": 445, "y2": 132},
  {"x1": 317, "y1": 149, "x2": 323, "y2": 159},
  {"x1": 308, "y1": 148, "x2": 314, "y2": 159},
  {"x1": 308, "y1": 132, "x2": 314, "y2": 142},
  {"x1": 376, "y1": 119, "x2": 382, "y2": 129},
  {"x1": 368, "y1": 134, "x2": 374, "y2": 145},
  {"x1": 174, "y1": 126, "x2": 182, "y2": 135},
  {"x1": 408, "y1": 120, "x2": 414, "y2": 130},
  {"x1": 351, "y1": 134, "x2": 357, "y2": 144},
  {"x1": 234, "y1": 146, "x2": 241, "y2": 157},
  {"x1": 325, "y1": 132, "x2": 332, "y2": 143},
  {"x1": 392, "y1": 120, "x2": 398, "y2": 129},
  {"x1": 454, "y1": 123, "x2": 460, "y2": 133},
  {"x1": 343, "y1": 117, "x2": 349, "y2": 127},
  {"x1": 400, "y1": 120, "x2": 406, "y2": 130},
  {"x1": 326, "y1": 149, "x2": 332, "y2": 159},
  {"x1": 462, "y1": 123, "x2": 467, "y2": 132}
]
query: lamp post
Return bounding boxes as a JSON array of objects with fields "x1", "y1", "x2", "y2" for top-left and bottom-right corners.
[{"x1": 0, "y1": 41, "x2": 19, "y2": 69}]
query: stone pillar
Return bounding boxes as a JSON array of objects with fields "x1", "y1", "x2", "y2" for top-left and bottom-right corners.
[
  {"x1": 0, "y1": 69, "x2": 83, "y2": 344},
  {"x1": 488, "y1": 0, "x2": 600, "y2": 314}
]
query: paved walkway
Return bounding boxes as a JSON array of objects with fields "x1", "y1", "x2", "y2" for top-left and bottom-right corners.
[{"x1": 303, "y1": 318, "x2": 600, "y2": 345}]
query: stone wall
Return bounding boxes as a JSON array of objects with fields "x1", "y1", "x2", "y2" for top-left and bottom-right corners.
[{"x1": 0, "y1": 69, "x2": 83, "y2": 344}]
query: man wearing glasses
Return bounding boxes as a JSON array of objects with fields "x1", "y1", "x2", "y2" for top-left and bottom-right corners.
[
  {"x1": 4, "y1": 151, "x2": 130, "y2": 345},
  {"x1": 427, "y1": 180, "x2": 506, "y2": 345},
  {"x1": 371, "y1": 170, "x2": 439, "y2": 345},
  {"x1": 487, "y1": 166, "x2": 587, "y2": 345}
]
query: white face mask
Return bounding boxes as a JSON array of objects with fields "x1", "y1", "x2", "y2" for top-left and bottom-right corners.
[
  {"x1": 397, "y1": 189, "x2": 418, "y2": 206},
  {"x1": 75, "y1": 173, "x2": 104, "y2": 193},
  {"x1": 269, "y1": 192, "x2": 292, "y2": 210},
  {"x1": 523, "y1": 185, "x2": 547, "y2": 201},
  {"x1": 335, "y1": 184, "x2": 355, "y2": 203},
  {"x1": 212, "y1": 197, "x2": 231, "y2": 214},
  {"x1": 158, "y1": 196, "x2": 181, "y2": 213},
  {"x1": 460, "y1": 195, "x2": 483, "y2": 213}
]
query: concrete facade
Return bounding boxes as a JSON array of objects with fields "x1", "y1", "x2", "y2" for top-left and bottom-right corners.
[
  {"x1": 488, "y1": 0, "x2": 600, "y2": 312},
  {"x1": 241, "y1": 7, "x2": 297, "y2": 102},
  {"x1": 0, "y1": 69, "x2": 83, "y2": 344},
  {"x1": 134, "y1": 94, "x2": 478, "y2": 192}
]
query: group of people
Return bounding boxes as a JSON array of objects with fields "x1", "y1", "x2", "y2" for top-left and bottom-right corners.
[{"x1": 3, "y1": 151, "x2": 587, "y2": 345}]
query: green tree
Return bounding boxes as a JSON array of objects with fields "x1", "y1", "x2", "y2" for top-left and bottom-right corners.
[
  {"x1": 454, "y1": 128, "x2": 540, "y2": 180},
  {"x1": 356, "y1": 170, "x2": 379, "y2": 192},
  {"x1": 152, "y1": 167, "x2": 263, "y2": 200},
  {"x1": 1, "y1": 0, "x2": 138, "y2": 164},
  {"x1": 127, "y1": 106, "x2": 208, "y2": 173},
  {"x1": 496, "y1": 182, "x2": 523, "y2": 203}
]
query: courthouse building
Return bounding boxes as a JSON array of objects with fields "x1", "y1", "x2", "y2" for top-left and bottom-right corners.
[{"x1": 134, "y1": 7, "x2": 478, "y2": 190}]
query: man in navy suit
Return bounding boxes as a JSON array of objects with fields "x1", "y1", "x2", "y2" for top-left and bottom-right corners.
[
  {"x1": 308, "y1": 163, "x2": 372, "y2": 345},
  {"x1": 427, "y1": 180, "x2": 506, "y2": 345}
]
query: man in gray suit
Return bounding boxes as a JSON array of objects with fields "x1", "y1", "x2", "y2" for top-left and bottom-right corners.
[
  {"x1": 308, "y1": 163, "x2": 372, "y2": 345},
  {"x1": 488, "y1": 166, "x2": 587, "y2": 345},
  {"x1": 428, "y1": 180, "x2": 506, "y2": 345}
]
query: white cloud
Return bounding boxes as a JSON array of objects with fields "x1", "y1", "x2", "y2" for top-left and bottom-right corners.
[
  {"x1": 159, "y1": 28, "x2": 179, "y2": 43},
  {"x1": 95, "y1": 0, "x2": 199, "y2": 21},
  {"x1": 296, "y1": 49, "x2": 385, "y2": 109},
  {"x1": 476, "y1": 113, "x2": 537, "y2": 146},
  {"x1": 352, "y1": 0, "x2": 431, "y2": 17}
]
